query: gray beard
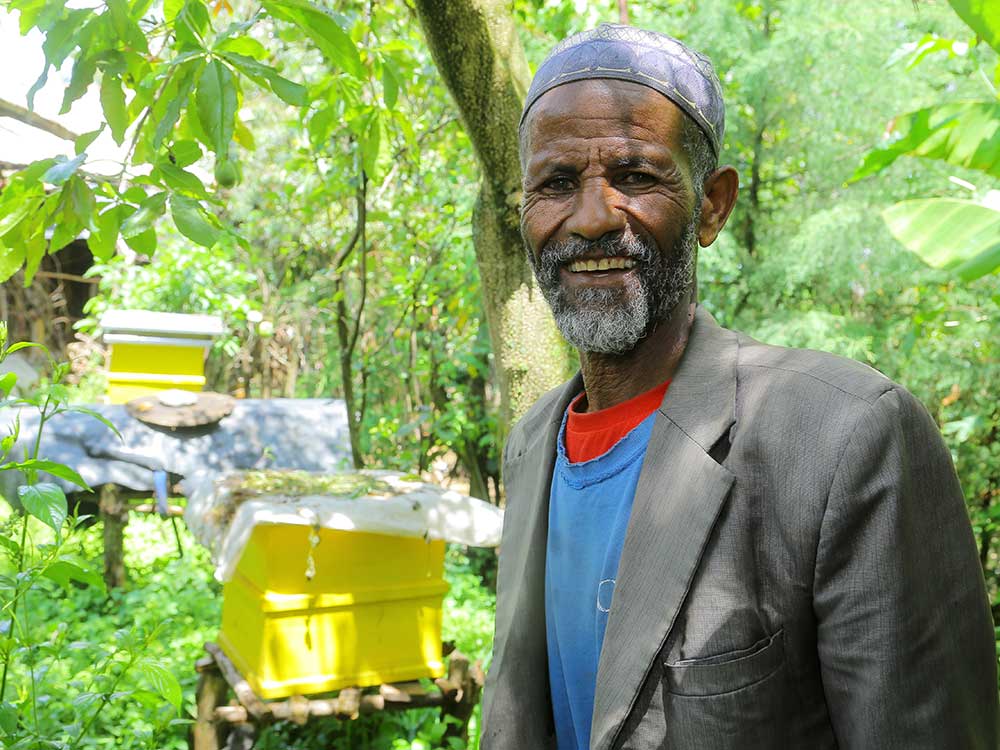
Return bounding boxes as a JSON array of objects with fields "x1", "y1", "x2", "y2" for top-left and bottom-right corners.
[{"x1": 528, "y1": 218, "x2": 698, "y2": 355}]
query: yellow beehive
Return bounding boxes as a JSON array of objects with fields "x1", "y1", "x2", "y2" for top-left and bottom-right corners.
[
  {"x1": 99, "y1": 310, "x2": 224, "y2": 404},
  {"x1": 218, "y1": 524, "x2": 448, "y2": 700}
]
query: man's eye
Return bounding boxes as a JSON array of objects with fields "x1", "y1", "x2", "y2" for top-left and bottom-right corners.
[
  {"x1": 542, "y1": 177, "x2": 575, "y2": 192},
  {"x1": 619, "y1": 172, "x2": 654, "y2": 187}
]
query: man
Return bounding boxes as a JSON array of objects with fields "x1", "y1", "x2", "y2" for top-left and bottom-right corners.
[{"x1": 481, "y1": 24, "x2": 999, "y2": 750}]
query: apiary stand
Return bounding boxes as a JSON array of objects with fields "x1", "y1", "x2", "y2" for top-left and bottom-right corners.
[{"x1": 192, "y1": 641, "x2": 485, "y2": 750}]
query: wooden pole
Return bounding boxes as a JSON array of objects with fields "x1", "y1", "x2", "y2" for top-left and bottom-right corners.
[
  {"x1": 99, "y1": 485, "x2": 128, "y2": 589},
  {"x1": 617, "y1": 0, "x2": 629, "y2": 24}
]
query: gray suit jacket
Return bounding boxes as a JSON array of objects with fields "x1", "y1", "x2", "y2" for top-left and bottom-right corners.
[{"x1": 482, "y1": 307, "x2": 998, "y2": 749}]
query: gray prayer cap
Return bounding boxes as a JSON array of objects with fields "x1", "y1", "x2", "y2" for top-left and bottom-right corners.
[{"x1": 520, "y1": 24, "x2": 725, "y2": 156}]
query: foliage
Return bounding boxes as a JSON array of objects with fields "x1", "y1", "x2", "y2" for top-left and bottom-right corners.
[
  {"x1": 0, "y1": 330, "x2": 182, "y2": 747},
  {"x1": 852, "y1": 0, "x2": 1000, "y2": 278}
]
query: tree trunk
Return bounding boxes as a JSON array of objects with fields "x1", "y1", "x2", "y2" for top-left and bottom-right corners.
[{"x1": 412, "y1": 0, "x2": 571, "y2": 429}]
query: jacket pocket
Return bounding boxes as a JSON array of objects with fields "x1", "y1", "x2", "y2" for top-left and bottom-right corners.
[{"x1": 663, "y1": 628, "x2": 784, "y2": 697}]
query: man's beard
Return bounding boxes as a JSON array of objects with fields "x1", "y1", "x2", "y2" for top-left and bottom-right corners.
[{"x1": 528, "y1": 216, "x2": 699, "y2": 355}]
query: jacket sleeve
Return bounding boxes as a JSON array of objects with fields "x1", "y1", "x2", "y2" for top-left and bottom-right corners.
[{"x1": 814, "y1": 387, "x2": 998, "y2": 749}]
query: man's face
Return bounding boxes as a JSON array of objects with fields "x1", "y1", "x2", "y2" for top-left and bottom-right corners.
[{"x1": 520, "y1": 79, "x2": 702, "y2": 355}]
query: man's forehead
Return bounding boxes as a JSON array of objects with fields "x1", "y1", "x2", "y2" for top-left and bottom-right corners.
[{"x1": 520, "y1": 24, "x2": 724, "y2": 158}]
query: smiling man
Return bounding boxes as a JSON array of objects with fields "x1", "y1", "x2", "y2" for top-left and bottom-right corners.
[{"x1": 481, "y1": 24, "x2": 998, "y2": 750}]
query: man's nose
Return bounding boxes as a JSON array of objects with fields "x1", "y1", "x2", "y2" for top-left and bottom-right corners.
[{"x1": 565, "y1": 182, "x2": 626, "y2": 240}]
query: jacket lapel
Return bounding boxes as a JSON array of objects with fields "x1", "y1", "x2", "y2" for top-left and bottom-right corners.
[
  {"x1": 590, "y1": 307, "x2": 739, "y2": 750},
  {"x1": 482, "y1": 373, "x2": 582, "y2": 749}
]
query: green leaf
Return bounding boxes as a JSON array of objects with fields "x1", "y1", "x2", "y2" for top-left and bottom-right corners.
[
  {"x1": 42, "y1": 153, "x2": 87, "y2": 186},
  {"x1": 0, "y1": 242, "x2": 21, "y2": 286},
  {"x1": 361, "y1": 110, "x2": 382, "y2": 180},
  {"x1": 261, "y1": 0, "x2": 363, "y2": 79},
  {"x1": 87, "y1": 205, "x2": 125, "y2": 261},
  {"x1": 215, "y1": 35, "x2": 269, "y2": 60},
  {"x1": 152, "y1": 59, "x2": 203, "y2": 150},
  {"x1": 220, "y1": 52, "x2": 307, "y2": 107},
  {"x1": 0, "y1": 701, "x2": 15, "y2": 735},
  {"x1": 948, "y1": 0, "x2": 1000, "y2": 54},
  {"x1": 163, "y1": 0, "x2": 184, "y2": 23},
  {"x1": 61, "y1": 54, "x2": 97, "y2": 114},
  {"x1": 23, "y1": 231, "x2": 46, "y2": 286},
  {"x1": 853, "y1": 102, "x2": 1000, "y2": 181},
  {"x1": 883, "y1": 198, "x2": 1000, "y2": 281},
  {"x1": 194, "y1": 59, "x2": 237, "y2": 156},
  {"x1": 18, "y1": 482, "x2": 68, "y2": 535},
  {"x1": 382, "y1": 61, "x2": 400, "y2": 110},
  {"x1": 139, "y1": 660, "x2": 182, "y2": 710},
  {"x1": 43, "y1": 559, "x2": 105, "y2": 592},
  {"x1": 174, "y1": 0, "x2": 210, "y2": 48},
  {"x1": 0, "y1": 373, "x2": 15, "y2": 396},
  {"x1": 11, "y1": 459, "x2": 90, "y2": 490},
  {"x1": 100, "y1": 74, "x2": 129, "y2": 146},
  {"x1": 168, "y1": 139, "x2": 203, "y2": 168},
  {"x1": 75, "y1": 125, "x2": 105, "y2": 155},
  {"x1": 157, "y1": 162, "x2": 209, "y2": 197},
  {"x1": 124, "y1": 227, "x2": 157, "y2": 255},
  {"x1": 170, "y1": 195, "x2": 220, "y2": 247},
  {"x1": 0, "y1": 188, "x2": 45, "y2": 240},
  {"x1": 121, "y1": 192, "x2": 168, "y2": 238}
]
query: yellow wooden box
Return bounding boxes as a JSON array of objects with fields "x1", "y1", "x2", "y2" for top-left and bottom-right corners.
[
  {"x1": 218, "y1": 524, "x2": 448, "y2": 700},
  {"x1": 99, "y1": 310, "x2": 224, "y2": 404}
]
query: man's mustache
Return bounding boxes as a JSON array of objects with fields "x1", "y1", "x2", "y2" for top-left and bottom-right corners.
[{"x1": 539, "y1": 231, "x2": 655, "y2": 268}]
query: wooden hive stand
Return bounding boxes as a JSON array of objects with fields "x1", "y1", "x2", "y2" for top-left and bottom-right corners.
[{"x1": 192, "y1": 642, "x2": 485, "y2": 749}]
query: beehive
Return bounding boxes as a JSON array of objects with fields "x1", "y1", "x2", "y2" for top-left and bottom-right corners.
[
  {"x1": 218, "y1": 524, "x2": 448, "y2": 700},
  {"x1": 99, "y1": 310, "x2": 224, "y2": 403}
]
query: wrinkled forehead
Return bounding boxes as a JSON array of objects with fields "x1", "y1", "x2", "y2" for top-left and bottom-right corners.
[{"x1": 520, "y1": 79, "x2": 688, "y2": 171}]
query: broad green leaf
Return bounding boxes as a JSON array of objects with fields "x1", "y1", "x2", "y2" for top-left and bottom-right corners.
[
  {"x1": 18, "y1": 482, "x2": 68, "y2": 535},
  {"x1": 220, "y1": 52, "x2": 307, "y2": 106},
  {"x1": 124, "y1": 227, "x2": 157, "y2": 255},
  {"x1": 215, "y1": 35, "x2": 268, "y2": 60},
  {"x1": 158, "y1": 162, "x2": 209, "y2": 197},
  {"x1": 170, "y1": 195, "x2": 220, "y2": 247},
  {"x1": 23, "y1": 231, "x2": 46, "y2": 286},
  {"x1": 121, "y1": 192, "x2": 167, "y2": 238},
  {"x1": 853, "y1": 102, "x2": 1000, "y2": 181},
  {"x1": 0, "y1": 190, "x2": 45, "y2": 241},
  {"x1": 164, "y1": 0, "x2": 184, "y2": 23},
  {"x1": 152, "y1": 59, "x2": 203, "y2": 150},
  {"x1": 42, "y1": 153, "x2": 87, "y2": 186},
  {"x1": 100, "y1": 74, "x2": 129, "y2": 146},
  {"x1": 168, "y1": 139, "x2": 203, "y2": 168},
  {"x1": 43, "y1": 559, "x2": 105, "y2": 592},
  {"x1": 11, "y1": 459, "x2": 90, "y2": 490},
  {"x1": 261, "y1": 0, "x2": 363, "y2": 79},
  {"x1": 0, "y1": 373, "x2": 15, "y2": 396},
  {"x1": 60, "y1": 54, "x2": 97, "y2": 114},
  {"x1": 139, "y1": 660, "x2": 182, "y2": 710},
  {"x1": 382, "y1": 61, "x2": 400, "y2": 110},
  {"x1": 948, "y1": 0, "x2": 1000, "y2": 54},
  {"x1": 75, "y1": 125, "x2": 105, "y2": 155},
  {"x1": 87, "y1": 205, "x2": 125, "y2": 261},
  {"x1": 0, "y1": 702, "x2": 15, "y2": 735},
  {"x1": 883, "y1": 198, "x2": 1000, "y2": 280},
  {"x1": 361, "y1": 110, "x2": 382, "y2": 180},
  {"x1": 194, "y1": 59, "x2": 237, "y2": 155},
  {"x1": 174, "y1": 0, "x2": 210, "y2": 49}
]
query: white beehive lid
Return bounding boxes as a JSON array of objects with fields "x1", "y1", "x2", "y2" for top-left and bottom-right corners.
[{"x1": 100, "y1": 310, "x2": 225, "y2": 346}]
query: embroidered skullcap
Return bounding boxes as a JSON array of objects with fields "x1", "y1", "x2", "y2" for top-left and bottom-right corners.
[{"x1": 521, "y1": 24, "x2": 725, "y2": 156}]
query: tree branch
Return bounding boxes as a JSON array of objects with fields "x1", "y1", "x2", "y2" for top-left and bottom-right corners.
[{"x1": 0, "y1": 98, "x2": 78, "y2": 141}]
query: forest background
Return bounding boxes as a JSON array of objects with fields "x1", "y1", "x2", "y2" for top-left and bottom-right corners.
[{"x1": 0, "y1": 0, "x2": 998, "y2": 747}]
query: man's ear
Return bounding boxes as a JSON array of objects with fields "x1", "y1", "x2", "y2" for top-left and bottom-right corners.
[{"x1": 698, "y1": 166, "x2": 739, "y2": 247}]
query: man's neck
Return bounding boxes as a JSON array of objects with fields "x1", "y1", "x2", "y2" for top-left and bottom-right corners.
[{"x1": 578, "y1": 294, "x2": 696, "y2": 413}]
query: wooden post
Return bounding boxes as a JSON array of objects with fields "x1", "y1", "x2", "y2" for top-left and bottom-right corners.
[
  {"x1": 440, "y1": 651, "x2": 485, "y2": 742},
  {"x1": 99, "y1": 484, "x2": 128, "y2": 589},
  {"x1": 193, "y1": 665, "x2": 229, "y2": 750}
]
